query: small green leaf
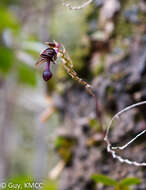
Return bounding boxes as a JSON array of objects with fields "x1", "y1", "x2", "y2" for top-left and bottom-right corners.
[
  {"x1": 120, "y1": 177, "x2": 141, "y2": 186},
  {"x1": 92, "y1": 174, "x2": 118, "y2": 186}
]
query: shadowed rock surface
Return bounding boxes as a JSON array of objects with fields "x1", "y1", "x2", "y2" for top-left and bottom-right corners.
[{"x1": 56, "y1": 0, "x2": 146, "y2": 189}]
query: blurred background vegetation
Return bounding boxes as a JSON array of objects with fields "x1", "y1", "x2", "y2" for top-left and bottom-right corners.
[{"x1": 0, "y1": 0, "x2": 146, "y2": 190}]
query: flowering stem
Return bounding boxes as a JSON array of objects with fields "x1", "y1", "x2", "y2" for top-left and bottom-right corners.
[{"x1": 58, "y1": 47, "x2": 103, "y2": 132}]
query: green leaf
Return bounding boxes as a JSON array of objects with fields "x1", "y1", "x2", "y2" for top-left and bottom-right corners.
[
  {"x1": 120, "y1": 177, "x2": 141, "y2": 186},
  {"x1": 92, "y1": 174, "x2": 118, "y2": 186},
  {"x1": 18, "y1": 63, "x2": 37, "y2": 86},
  {"x1": 0, "y1": 47, "x2": 14, "y2": 73}
]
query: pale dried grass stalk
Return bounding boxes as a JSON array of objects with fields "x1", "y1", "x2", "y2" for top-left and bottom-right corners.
[{"x1": 62, "y1": 0, "x2": 93, "y2": 10}]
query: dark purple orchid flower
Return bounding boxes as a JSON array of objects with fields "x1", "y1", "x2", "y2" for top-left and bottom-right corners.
[{"x1": 36, "y1": 42, "x2": 60, "y2": 81}]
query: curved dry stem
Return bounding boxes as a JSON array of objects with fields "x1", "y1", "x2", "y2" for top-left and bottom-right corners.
[
  {"x1": 62, "y1": 0, "x2": 93, "y2": 10},
  {"x1": 104, "y1": 101, "x2": 146, "y2": 166}
]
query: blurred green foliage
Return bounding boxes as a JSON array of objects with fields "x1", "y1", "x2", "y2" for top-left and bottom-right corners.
[
  {"x1": 0, "y1": 7, "x2": 19, "y2": 33},
  {"x1": 0, "y1": 2, "x2": 37, "y2": 87},
  {"x1": 5, "y1": 176, "x2": 58, "y2": 190},
  {"x1": 0, "y1": 47, "x2": 14, "y2": 73},
  {"x1": 55, "y1": 136, "x2": 77, "y2": 163},
  {"x1": 6, "y1": 176, "x2": 34, "y2": 190},
  {"x1": 92, "y1": 174, "x2": 118, "y2": 186},
  {"x1": 18, "y1": 63, "x2": 37, "y2": 86},
  {"x1": 92, "y1": 174, "x2": 141, "y2": 190},
  {"x1": 0, "y1": 0, "x2": 19, "y2": 6},
  {"x1": 43, "y1": 179, "x2": 58, "y2": 190}
]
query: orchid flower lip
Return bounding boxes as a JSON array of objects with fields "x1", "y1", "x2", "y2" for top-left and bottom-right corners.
[{"x1": 43, "y1": 70, "x2": 52, "y2": 81}]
